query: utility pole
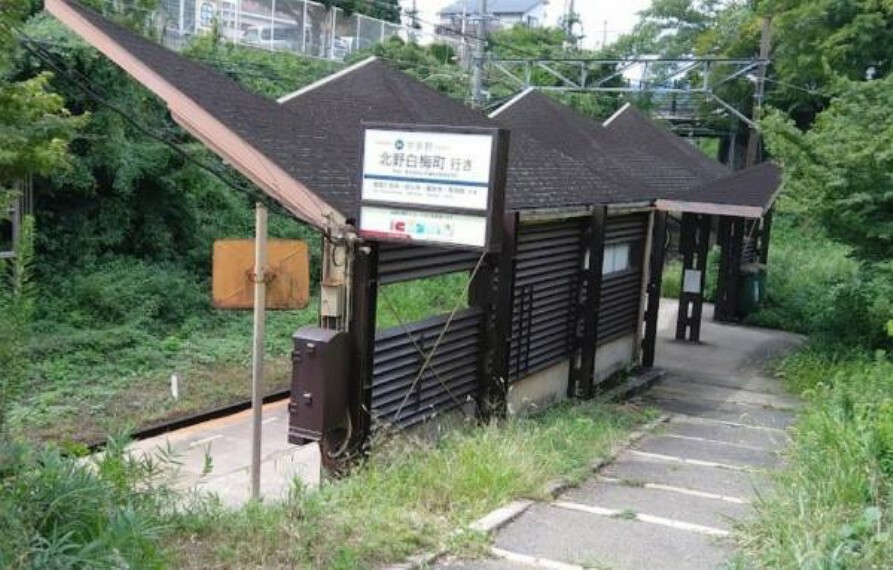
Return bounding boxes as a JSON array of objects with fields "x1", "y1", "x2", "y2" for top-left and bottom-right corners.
[
  {"x1": 745, "y1": 16, "x2": 771, "y2": 167},
  {"x1": 470, "y1": 0, "x2": 487, "y2": 108},
  {"x1": 249, "y1": 202, "x2": 268, "y2": 502},
  {"x1": 563, "y1": 0, "x2": 575, "y2": 46}
]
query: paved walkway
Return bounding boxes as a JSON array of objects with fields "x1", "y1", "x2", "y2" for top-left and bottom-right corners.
[{"x1": 438, "y1": 301, "x2": 803, "y2": 570}]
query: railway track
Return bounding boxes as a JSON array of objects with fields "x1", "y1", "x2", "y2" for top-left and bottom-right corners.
[{"x1": 86, "y1": 389, "x2": 291, "y2": 452}]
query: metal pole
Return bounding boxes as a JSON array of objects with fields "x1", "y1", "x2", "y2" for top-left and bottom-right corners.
[
  {"x1": 269, "y1": 0, "x2": 276, "y2": 50},
  {"x1": 178, "y1": 0, "x2": 185, "y2": 36},
  {"x1": 301, "y1": 0, "x2": 307, "y2": 54},
  {"x1": 745, "y1": 16, "x2": 772, "y2": 167},
  {"x1": 250, "y1": 202, "x2": 268, "y2": 502},
  {"x1": 330, "y1": 8, "x2": 337, "y2": 59},
  {"x1": 470, "y1": 0, "x2": 487, "y2": 107}
]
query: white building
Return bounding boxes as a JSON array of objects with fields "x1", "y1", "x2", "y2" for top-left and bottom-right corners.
[{"x1": 438, "y1": 0, "x2": 550, "y2": 34}]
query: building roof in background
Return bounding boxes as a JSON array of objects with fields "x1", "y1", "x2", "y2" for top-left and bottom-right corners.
[
  {"x1": 491, "y1": 89, "x2": 782, "y2": 217},
  {"x1": 277, "y1": 58, "x2": 641, "y2": 213},
  {"x1": 440, "y1": 0, "x2": 545, "y2": 17}
]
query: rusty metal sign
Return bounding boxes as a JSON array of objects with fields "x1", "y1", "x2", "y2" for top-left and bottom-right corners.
[{"x1": 212, "y1": 239, "x2": 310, "y2": 310}]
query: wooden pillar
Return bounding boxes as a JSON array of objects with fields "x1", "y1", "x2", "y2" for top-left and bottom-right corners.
[
  {"x1": 569, "y1": 206, "x2": 607, "y2": 399},
  {"x1": 348, "y1": 242, "x2": 378, "y2": 450},
  {"x1": 641, "y1": 211, "x2": 667, "y2": 368},
  {"x1": 675, "y1": 213, "x2": 711, "y2": 342},
  {"x1": 714, "y1": 215, "x2": 745, "y2": 322}
]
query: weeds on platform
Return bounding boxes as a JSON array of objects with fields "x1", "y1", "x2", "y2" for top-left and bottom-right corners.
[
  {"x1": 0, "y1": 436, "x2": 195, "y2": 568},
  {"x1": 172, "y1": 400, "x2": 654, "y2": 568},
  {"x1": 736, "y1": 345, "x2": 893, "y2": 567}
]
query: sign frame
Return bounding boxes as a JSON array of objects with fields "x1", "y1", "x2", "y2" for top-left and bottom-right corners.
[{"x1": 357, "y1": 122, "x2": 509, "y2": 252}]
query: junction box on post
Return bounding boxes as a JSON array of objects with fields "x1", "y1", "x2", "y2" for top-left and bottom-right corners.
[{"x1": 288, "y1": 327, "x2": 351, "y2": 445}]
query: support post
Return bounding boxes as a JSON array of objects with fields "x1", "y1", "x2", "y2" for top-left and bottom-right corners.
[
  {"x1": 641, "y1": 211, "x2": 667, "y2": 368},
  {"x1": 250, "y1": 203, "x2": 268, "y2": 501},
  {"x1": 570, "y1": 206, "x2": 607, "y2": 399},
  {"x1": 758, "y1": 207, "x2": 773, "y2": 266},
  {"x1": 714, "y1": 216, "x2": 745, "y2": 322},
  {"x1": 481, "y1": 211, "x2": 518, "y2": 418},
  {"x1": 348, "y1": 242, "x2": 378, "y2": 450},
  {"x1": 675, "y1": 213, "x2": 711, "y2": 342}
]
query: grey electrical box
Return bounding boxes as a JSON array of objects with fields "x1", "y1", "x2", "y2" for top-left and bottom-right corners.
[{"x1": 288, "y1": 327, "x2": 351, "y2": 446}]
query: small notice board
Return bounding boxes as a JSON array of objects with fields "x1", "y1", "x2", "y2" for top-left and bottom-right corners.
[{"x1": 357, "y1": 123, "x2": 508, "y2": 251}]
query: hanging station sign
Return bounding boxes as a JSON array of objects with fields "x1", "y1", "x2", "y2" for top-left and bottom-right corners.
[{"x1": 358, "y1": 123, "x2": 509, "y2": 251}]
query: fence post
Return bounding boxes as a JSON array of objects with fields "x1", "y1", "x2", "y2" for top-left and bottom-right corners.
[
  {"x1": 570, "y1": 206, "x2": 607, "y2": 399},
  {"x1": 641, "y1": 211, "x2": 667, "y2": 368},
  {"x1": 349, "y1": 242, "x2": 378, "y2": 450},
  {"x1": 301, "y1": 0, "x2": 307, "y2": 54},
  {"x1": 330, "y1": 8, "x2": 337, "y2": 59}
]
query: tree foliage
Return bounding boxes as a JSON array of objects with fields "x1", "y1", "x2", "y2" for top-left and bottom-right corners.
[
  {"x1": 0, "y1": 0, "x2": 83, "y2": 194},
  {"x1": 763, "y1": 75, "x2": 893, "y2": 264}
]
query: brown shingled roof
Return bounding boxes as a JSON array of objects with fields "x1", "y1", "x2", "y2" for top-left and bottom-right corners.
[{"x1": 278, "y1": 58, "x2": 641, "y2": 213}]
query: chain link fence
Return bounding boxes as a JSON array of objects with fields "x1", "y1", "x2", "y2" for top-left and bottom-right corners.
[{"x1": 158, "y1": 0, "x2": 448, "y2": 61}]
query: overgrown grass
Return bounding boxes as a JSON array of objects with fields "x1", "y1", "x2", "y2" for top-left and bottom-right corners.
[
  {"x1": 9, "y1": 303, "x2": 318, "y2": 444},
  {"x1": 736, "y1": 345, "x2": 893, "y2": 568},
  {"x1": 171, "y1": 401, "x2": 654, "y2": 568}
]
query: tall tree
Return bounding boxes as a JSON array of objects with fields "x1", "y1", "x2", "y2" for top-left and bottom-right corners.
[{"x1": 0, "y1": 0, "x2": 82, "y2": 200}]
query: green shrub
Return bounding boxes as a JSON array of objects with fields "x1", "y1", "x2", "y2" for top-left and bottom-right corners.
[
  {"x1": 37, "y1": 258, "x2": 208, "y2": 333},
  {"x1": 747, "y1": 216, "x2": 892, "y2": 348}
]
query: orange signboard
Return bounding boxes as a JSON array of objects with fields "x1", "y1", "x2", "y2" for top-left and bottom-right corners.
[{"x1": 212, "y1": 239, "x2": 310, "y2": 310}]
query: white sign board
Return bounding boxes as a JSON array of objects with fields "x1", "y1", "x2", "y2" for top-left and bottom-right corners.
[
  {"x1": 358, "y1": 125, "x2": 506, "y2": 250},
  {"x1": 359, "y1": 206, "x2": 488, "y2": 248},
  {"x1": 683, "y1": 269, "x2": 703, "y2": 294},
  {"x1": 361, "y1": 129, "x2": 494, "y2": 211}
]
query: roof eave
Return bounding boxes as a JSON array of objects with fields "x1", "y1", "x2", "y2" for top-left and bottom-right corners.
[{"x1": 654, "y1": 199, "x2": 765, "y2": 218}]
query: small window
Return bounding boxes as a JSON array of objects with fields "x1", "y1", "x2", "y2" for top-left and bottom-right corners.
[
  {"x1": 261, "y1": 28, "x2": 271, "y2": 40},
  {"x1": 602, "y1": 243, "x2": 631, "y2": 275}
]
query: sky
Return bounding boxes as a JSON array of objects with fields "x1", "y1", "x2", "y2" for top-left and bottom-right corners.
[{"x1": 400, "y1": 0, "x2": 652, "y2": 49}]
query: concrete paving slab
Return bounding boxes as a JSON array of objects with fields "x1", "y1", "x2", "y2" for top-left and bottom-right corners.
[
  {"x1": 651, "y1": 379, "x2": 800, "y2": 410},
  {"x1": 601, "y1": 451, "x2": 767, "y2": 499},
  {"x1": 664, "y1": 416, "x2": 789, "y2": 452},
  {"x1": 642, "y1": 395, "x2": 795, "y2": 430},
  {"x1": 494, "y1": 503, "x2": 733, "y2": 570},
  {"x1": 663, "y1": 369, "x2": 789, "y2": 396},
  {"x1": 559, "y1": 479, "x2": 752, "y2": 531},
  {"x1": 635, "y1": 434, "x2": 780, "y2": 469}
]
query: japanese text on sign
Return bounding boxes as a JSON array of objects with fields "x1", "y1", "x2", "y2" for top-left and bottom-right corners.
[{"x1": 362, "y1": 129, "x2": 494, "y2": 211}]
